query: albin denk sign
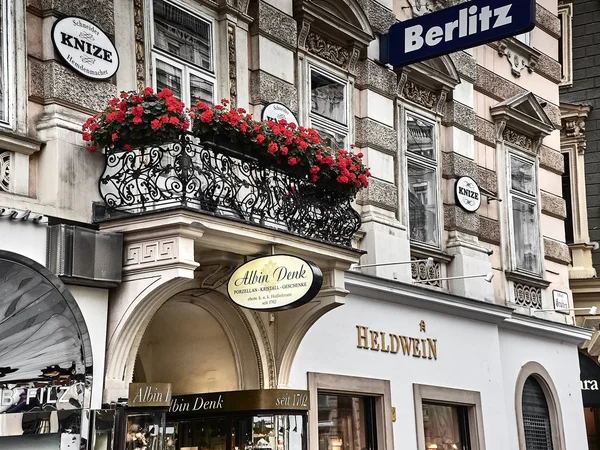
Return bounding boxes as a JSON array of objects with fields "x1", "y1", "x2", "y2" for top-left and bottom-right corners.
[
  {"x1": 227, "y1": 255, "x2": 323, "y2": 312},
  {"x1": 380, "y1": 0, "x2": 535, "y2": 67}
]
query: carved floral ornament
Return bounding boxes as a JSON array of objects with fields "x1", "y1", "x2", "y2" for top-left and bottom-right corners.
[
  {"x1": 497, "y1": 39, "x2": 540, "y2": 78},
  {"x1": 306, "y1": 32, "x2": 350, "y2": 69},
  {"x1": 406, "y1": 0, "x2": 449, "y2": 17}
]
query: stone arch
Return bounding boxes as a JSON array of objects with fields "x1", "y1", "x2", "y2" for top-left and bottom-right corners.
[
  {"x1": 104, "y1": 273, "x2": 273, "y2": 402},
  {"x1": 514, "y1": 361, "x2": 567, "y2": 450},
  {"x1": 309, "y1": 0, "x2": 374, "y2": 38}
]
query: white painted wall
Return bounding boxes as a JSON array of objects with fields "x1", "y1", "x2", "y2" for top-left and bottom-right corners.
[
  {"x1": 0, "y1": 221, "x2": 47, "y2": 265},
  {"x1": 289, "y1": 294, "x2": 586, "y2": 450},
  {"x1": 67, "y1": 285, "x2": 110, "y2": 410}
]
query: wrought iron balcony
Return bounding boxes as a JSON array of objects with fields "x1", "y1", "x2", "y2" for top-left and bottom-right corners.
[{"x1": 97, "y1": 138, "x2": 361, "y2": 247}]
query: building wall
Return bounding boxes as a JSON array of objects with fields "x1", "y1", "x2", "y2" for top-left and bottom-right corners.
[{"x1": 560, "y1": 0, "x2": 600, "y2": 271}]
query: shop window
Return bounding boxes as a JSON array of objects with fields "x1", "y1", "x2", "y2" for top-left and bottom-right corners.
[
  {"x1": 522, "y1": 377, "x2": 553, "y2": 450},
  {"x1": 309, "y1": 67, "x2": 349, "y2": 149},
  {"x1": 317, "y1": 393, "x2": 377, "y2": 450},
  {"x1": 151, "y1": 0, "x2": 215, "y2": 107},
  {"x1": 406, "y1": 112, "x2": 440, "y2": 248},
  {"x1": 422, "y1": 403, "x2": 471, "y2": 450},
  {"x1": 308, "y1": 373, "x2": 393, "y2": 450},
  {"x1": 508, "y1": 153, "x2": 542, "y2": 275},
  {"x1": 414, "y1": 385, "x2": 485, "y2": 450},
  {"x1": 558, "y1": 4, "x2": 573, "y2": 86}
]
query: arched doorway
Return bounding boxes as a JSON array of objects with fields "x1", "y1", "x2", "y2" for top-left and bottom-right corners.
[
  {"x1": 0, "y1": 250, "x2": 93, "y2": 448},
  {"x1": 134, "y1": 300, "x2": 240, "y2": 394}
]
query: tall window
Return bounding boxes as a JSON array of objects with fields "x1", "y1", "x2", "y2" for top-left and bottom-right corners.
[
  {"x1": 558, "y1": 4, "x2": 573, "y2": 86},
  {"x1": 317, "y1": 393, "x2": 377, "y2": 450},
  {"x1": 406, "y1": 112, "x2": 439, "y2": 247},
  {"x1": 0, "y1": 0, "x2": 9, "y2": 124},
  {"x1": 309, "y1": 67, "x2": 348, "y2": 149},
  {"x1": 151, "y1": 0, "x2": 215, "y2": 106},
  {"x1": 422, "y1": 403, "x2": 471, "y2": 450},
  {"x1": 562, "y1": 153, "x2": 574, "y2": 245},
  {"x1": 522, "y1": 377, "x2": 553, "y2": 450},
  {"x1": 509, "y1": 153, "x2": 541, "y2": 274}
]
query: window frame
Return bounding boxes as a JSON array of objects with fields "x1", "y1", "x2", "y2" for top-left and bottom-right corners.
[
  {"x1": 0, "y1": 0, "x2": 13, "y2": 129},
  {"x1": 149, "y1": 0, "x2": 217, "y2": 108},
  {"x1": 413, "y1": 384, "x2": 485, "y2": 450},
  {"x1": 506, "y1": 149, "x2": 543, "y2": 276},
  {"x1": 308, "y1": 373, "x2": 393, "y2": 450},
  {"x1": 515, "y1": 362, "x2": 566, "y2": 450},
  {"x1": 306, "y1": 63, "x2": 351, "y2": 149},
  {"x1": 403, "y1": 108, "x2": 442, "y2": 250},
  {"x1": 558, "y1": 4, "x2": 573, "y2": 87}
]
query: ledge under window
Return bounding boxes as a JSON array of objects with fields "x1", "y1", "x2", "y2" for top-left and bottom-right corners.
[{"x1": 0, "y1": 129, "x2": 43, "y2": 155}]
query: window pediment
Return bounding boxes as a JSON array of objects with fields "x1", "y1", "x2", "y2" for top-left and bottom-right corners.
[{"x1": 491, "y1": 92, "x2": 555, "y2": 151}]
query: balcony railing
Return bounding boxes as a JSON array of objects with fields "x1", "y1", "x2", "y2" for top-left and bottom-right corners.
[{"x1": 97, "y1": 138, "x2": 361, "y2": 247}]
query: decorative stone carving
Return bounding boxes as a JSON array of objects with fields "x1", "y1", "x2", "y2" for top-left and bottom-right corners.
[
  {"x1": 435, "y1": 91, "x2": 447, "y2": 115},
  {"x1": 402, "y1": 80, "x2": 438, "y2": 110},
  {"x1": 497, "y1": 39, "x2": 540, "y2": 78},
  {"x1": 124, "y1": 238, "x2": 179, "y2": 268},
  {"x1": 407, "y1": 0, "x2": 448, "y2": 17},
  {"x1": 562, "y1": 116, "x2": 587, "y2": 139},
  {"x1": 0, "y1": 151, "x2": 9, "y2": 192},
  {"x1": 306, "y1": 32, "x2": 350, "y2": 69},
  {"x1": 502, "y1": 127, "x2": 533, "y2": 150},
  {"x1": 411, "y1": 258, "x2": 442, "y2": 287},
  {"x1": 349, "y1": 47, "x2": 360, "y2": 74},
  {"x1": 134, "y1": 0, "x2": 146, "y2": 91},
  {"x1": 513, "y1": 283, "x2": 542, "y2": 309},
  {"x1": 228, "y1": 24, "x2": 237, "y2": 108},
  {"x1": 297, "y1": 20, "x2": 311, "y2": 48}
]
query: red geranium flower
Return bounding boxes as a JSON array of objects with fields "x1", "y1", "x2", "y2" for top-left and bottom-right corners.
[
  {"x1": 151, "y1": 120, "x2": 162, "y2": 130},
  {"x1": 111, "y1": 132, "x2": 119, "y2": 142},
  {"x1": 124, "y1": 144, "x2": 132, "y2": 151},
  {"x1": 143, "y1": 87, "x2": 154, "y2": 96},
  {"x1": 268, "y1": 142, "x2": 278, "y2": 154},
  {"x1": 82, "y1": 132, "x2": 91, "y2": 142}
]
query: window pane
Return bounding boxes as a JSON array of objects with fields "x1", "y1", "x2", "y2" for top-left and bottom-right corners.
[
  {"x1": 190, "y1": 73, "x2": 213, "y2": 104},
  {"x1": 407, "y1": 114, "x2": 435, "y2": 161},
  {"x1": 408, "y1": 163, "x2": 439, "y2": 246},
  {"x1": 153, "y1": 0, "x2": 212, "y2": 71},
  {"x1": 522, "y1": 377, "x2": 554, "y2": 450},
  {"x1": 311, "y1": 124, "x2": 346, "y2": 150},
  {"x1": 318, "y1": 394, "x2": 372, "y2": 450},
  {"x1": 311, "y1": 71, "x2": 346, "y2": 125},
  {"x1": 156, "y1": 59, "x2": 183, "y2": 100},
  {"x1": 422, "y1": 403, "x2": 467, "y2": 450},
  {"x1": 512, "y1": 199, "x2": 540, "y2": 273},
  {"x1": 511, "y1": 157, "x2": 536, "y2": 195}
]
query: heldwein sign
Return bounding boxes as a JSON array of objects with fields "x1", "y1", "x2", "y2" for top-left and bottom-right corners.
[
  {"x1": 380, "y1": 0, "x2": 536, "y2": 67},
  {"x1": 227, "y1": 255, "x2": 322, "y2": 311}
]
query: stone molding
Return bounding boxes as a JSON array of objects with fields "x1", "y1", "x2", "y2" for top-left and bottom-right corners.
[
  {"x1": 40, "y1": 0, "x2": 115, "y2": 35},
  {"x1": 502, "y1": 127, "x2": 534, "y2": 152},
  {"x1": 124, "y1": 238, "x2": 184, "y2": 271},
  {"x1": 474, "y1": 65, "x2": 561, "y2": 129},
  {"x1": 441, "y1": 152, "x2": 477, "y2": 180},
  {"x1": 478, "y1": 217, "x2": 500, "y2": 245},
  {"x1": 541, "y1": 191, "x2": 567, "y2": 220},
  {"x1": 29, "y1": 59, "x2": 117, "y2": 112},
  {"x1": 249, "y1": 0, "x2": 297, "y2": 49},
  {"x1": 228, "y1": 24, "x2": 237, "y2": 107},
  {"x1": 544, "y1": 238, "x2": 571, "y2": 265},
  {"x1": 535, "y1": 53, "x2": 562, "y2": 84},
  {"x1": 249, "y1": 70, "x2": 298, "y2": 112},
  {"x1": 444, "y1": 204, "x2": 479, "y2": 235},
  {"x1": 354, "y1": 117, "x2": 397, "y2": 154},
  {"x1": 494, "y1": 39, "x2": 541, "y2": 78},
  {"x1": 476, "y1": 166, "x2": 498, "y2": 196},
  {"x1": 134, "y1": 0, "x2": 145, "y2": 91},
  {"x1": 356, "y1": 177, "x2": 397, "y2": 211},
  {"x1": 355, "y1": 59, "x2": 397, "y2": 98},
  {"x1": 355, "y1": 0, "x2": 396, "y2": 35},
  {"x1": 449, "y1": 51, "x2": 475, "y2": 82},
  {"x1": 536, "y1": 4, "x2": 561, "y2": 39},
  {"x1": 442, "y1": 101, "x2": 476, "y2": 134},
  {"x1": 475, "y1": 116, "x2": 496, "y2": 147},
  {"x1": 540, "y1": 145, "x2": 564, "y2": 175}
]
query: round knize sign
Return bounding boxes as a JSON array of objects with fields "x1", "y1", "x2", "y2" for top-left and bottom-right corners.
[
  {"x1": 51, "y1": 17, "x2": 119, "y2": 80},
  {"x1": 261, "y1": 103, "x2": 298, "y2": 126},
  {"x1": 455, "y1": 176, "x2": 481, "y2": 213}
]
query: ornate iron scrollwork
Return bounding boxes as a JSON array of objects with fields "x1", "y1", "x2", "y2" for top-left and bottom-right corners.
[{"x1": 98, "y1": 137, "x2": 361, "y2": 247}]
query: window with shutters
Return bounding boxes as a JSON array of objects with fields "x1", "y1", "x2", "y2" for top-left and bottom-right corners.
[{"x1": 522, "y1": 377, "x2": 553, "y2": 450}]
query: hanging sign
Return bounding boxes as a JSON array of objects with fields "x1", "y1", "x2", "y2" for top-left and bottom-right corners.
[
  {"x1": 455, "y1": 176, "x2": 481, "y2": 213},
  {"x1": 51, "y1": 17, "x2": 119, "y2": 80},
  {"x1": 380, "y1": 0, "x2": 536, "y2": 67},
  {"x1": 227, "y1": 255, "x2": 322, "y2": 311},
  {"x1": 261, "y1": 103, "x2": 298, "y2": 126}
]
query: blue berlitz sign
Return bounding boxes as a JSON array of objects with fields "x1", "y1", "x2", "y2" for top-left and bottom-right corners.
[{"x1": 380, "y1": 0, "x2": 536, "y2": 67}]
